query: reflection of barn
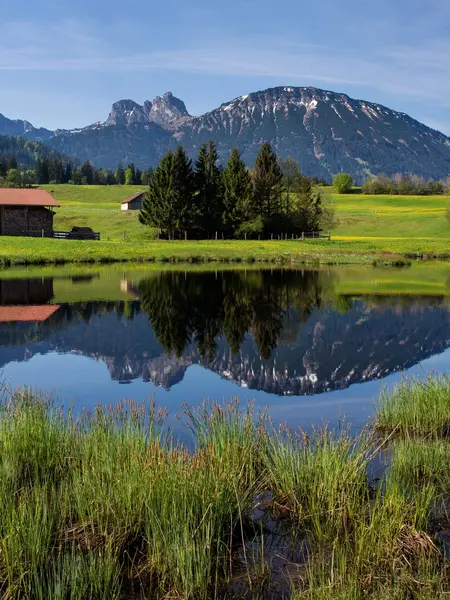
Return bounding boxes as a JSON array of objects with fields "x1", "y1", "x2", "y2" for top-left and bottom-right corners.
[
  {"x1": 0, "y1": 305, "x2": 60, "y2": 323},
  {"x1": 120, "y1": 279, "x2": 140, "y2": 299},
  {"x1": 0, "y1": 278, "x2": 55, "y2": 305},
  {"x1": 120, "y1": 192, "x2": 145, "y2": 211},
  {"x1": 0, "y1": 189, "x2": 60, "y2": 237},
  {"x1": 0, "y1": 278, "x2": 60, "y2": 323}
]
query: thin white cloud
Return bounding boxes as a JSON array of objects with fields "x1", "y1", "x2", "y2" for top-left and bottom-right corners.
[
  {"x1": 0, "y1": 21, "x2": 448, "y2": 101},
  {"x1": 0, "y1": 17, "x2": 449, "y2": 129}
]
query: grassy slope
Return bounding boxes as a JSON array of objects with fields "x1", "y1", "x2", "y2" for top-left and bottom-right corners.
[
  {"x1": 43, "y1": 184, "x2": 155, "y2": 242},
  {"x1": 45, "y1": 185, "x2": 450, "y2": 241},
  {"x1": 330, "y1": 192, "x2": 450, "y2": 239}
]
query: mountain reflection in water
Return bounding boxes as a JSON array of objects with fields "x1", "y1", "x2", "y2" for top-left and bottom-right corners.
[{"x1": 0, "y1": 269, "x2": 449, "y2": 396}]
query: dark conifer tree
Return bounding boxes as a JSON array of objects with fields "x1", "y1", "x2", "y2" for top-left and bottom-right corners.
[
  {"x1": 139, "y1": 147, "x2": 195, "y2": 239},
  {"x1": 194, "y1": 141, "x2": 223, "y2": 236},
  {"x1": 279, "y1": 156, "x2": 301, "y2": 215},
  {"x1": 35, "y1": 158, "x2": 50, "y2": 184},
  {"x1": 222, "y1": 148, "x2": 252, "y2": 231},
  {"x1": 172, "y1": 146, "x2": 196, "y2": 233},
  {"x1": 0, "y1": 157, "x2": 7, "y2": 178},
  {"x1": 81, "y1": 161, "x2": 94, "y2": 185},
  {"x1": 72, "y1": 167, "x2": 83, "y2": 185},
  {"x1": 141, "y1": 168, "x2": 154, "y2": 186},
  {"x1": 141, "y1": 167, "x2": 153, "y2": 185},
  {"x1": 106, "y1": 170, "x2": 116, "y2": 185},
  {"x1": 7, "y1": 155, "x2": 17, "y2": 171},
  {"x1": 139, "y1": 150, "x2": 174, "y2": 235},
  {"x1": 116, "y1": 165, "x2": 125, "y2": 185},
  {"x1": 64, "y1": 163, "x2": 72, "y2": 183},
  {"x1": 252, "y1": 142, "x2": 283, "y2": 222}
]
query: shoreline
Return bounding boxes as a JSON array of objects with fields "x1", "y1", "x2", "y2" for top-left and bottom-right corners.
[{"x1": 1, "y1": 236, "x2": 450, "y2": 268}]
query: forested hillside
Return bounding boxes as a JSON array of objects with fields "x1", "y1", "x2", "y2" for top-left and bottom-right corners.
[{"x1": 0, "y1": 135, "x2": 70, "y2": 170}]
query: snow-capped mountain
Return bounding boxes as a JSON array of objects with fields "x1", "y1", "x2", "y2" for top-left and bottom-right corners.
[{"x1": 2, "y1": 87, "x2": 450, "y2": 181}]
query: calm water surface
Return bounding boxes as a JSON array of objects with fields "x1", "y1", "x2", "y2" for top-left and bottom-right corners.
[{"x1": 1, "y1": 265, "x2": 450, "y2": 435}]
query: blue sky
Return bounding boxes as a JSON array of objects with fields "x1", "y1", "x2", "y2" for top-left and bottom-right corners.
[{"x1": 1, "y1": 0, "x2": 449, "y2": 133}]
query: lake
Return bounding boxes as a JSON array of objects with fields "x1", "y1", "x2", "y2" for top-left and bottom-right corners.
[{"x1": 1, "y1": 263, "x2": 450, "y2": 436}]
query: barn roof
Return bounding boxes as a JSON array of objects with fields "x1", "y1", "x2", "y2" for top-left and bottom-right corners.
[
  {"x1": 0, "y1": 189, "x2": 60, "y2": 207},
  {"x1": 0, "y1": 305, "x2": 60, "y2": 323},
  {"x1": 121, "y1": 191, "x2": 145, "y2": 204}
]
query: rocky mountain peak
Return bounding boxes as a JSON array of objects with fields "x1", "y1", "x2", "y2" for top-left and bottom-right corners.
[
  {"x1": 147, "y1": 91, "x2": 190, "y2": 129},
  {"x1": 106, "y1": 99, "x2": 149, "y2": 127},
  {"x1": 104, "y1": 93, "x2": 190, "y2": 130}
]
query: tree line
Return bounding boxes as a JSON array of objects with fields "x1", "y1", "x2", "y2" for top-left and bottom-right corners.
[
  {"x1": 362, "y1": 174, "x2": 450, "y2": 196},
  {"x1": 333, "y1": 172, "x2": 450, "y2": 195},
  {"x1": 139, "y1": 142, "x2": 336, "y2": 239},
  {"x1": 0, "y1": 154, "x2": 154, "y2": 187}
]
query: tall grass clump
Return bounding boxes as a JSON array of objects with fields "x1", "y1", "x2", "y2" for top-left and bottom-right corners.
[
  {"x1": 263, "y1": 419, "x2": 447, "y2": 598},
  {"x1": 376, "y1": 375, "x2": 450, "y2": 437},
  {"x1": 263, "y1": 423, "x2": 373, "y2": 541},
  {"x1": 390, "y1": 436, "x2": 450, "y2": 497},
  {"x1": 0, "y1": 390, "x2": 262, "y2": 599},
  {"x1": 293, "y1": 475, "x2": 443, "y2": 599}
]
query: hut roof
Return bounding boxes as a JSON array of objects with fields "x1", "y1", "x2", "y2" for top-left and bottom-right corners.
[
  {"x1": 121, "y1": 192, "x2": 145, "y2": 205},
  {"x1": 0, "y1": 189, "x2": 60, "y2": 207}
]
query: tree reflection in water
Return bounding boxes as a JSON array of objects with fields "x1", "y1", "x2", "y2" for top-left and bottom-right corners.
[{"x1": 138, "y1": 269, "x2": 336, "y2": 360}]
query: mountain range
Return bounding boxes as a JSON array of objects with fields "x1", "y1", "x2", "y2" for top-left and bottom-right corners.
[{"x1": 1, "y1": 87, "x2": 450, "y2": 181}]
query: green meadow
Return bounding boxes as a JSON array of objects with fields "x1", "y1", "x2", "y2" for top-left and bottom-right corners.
[
  {"x1": 329, "y1": 191, "x2": 450, "y2": 239},
  {"x1": 42, "y1": 184, "x2": 154, "y2": 242},
  {"x1": 43, "y1": 184, "x2": 450, "y2": 242},
  {"x1": 0, "y1": 185, "x2": 448, "y2": 266}
]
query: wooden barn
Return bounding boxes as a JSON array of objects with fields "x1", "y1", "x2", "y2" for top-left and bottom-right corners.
[
  {"x1": 121, "y1": 192, "x2": 145, "y2": 211},
  {"x1": 0, "y1": 189, "x2": 60, "y2": 237}
]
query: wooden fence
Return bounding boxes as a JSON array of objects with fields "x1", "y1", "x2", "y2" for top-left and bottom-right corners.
[
  {"x1": 53, "y1": 231, "x2": 100, "y2": 241},
  {"x1": 155, "y1": 231, "x2": 332, "y2": 241}
]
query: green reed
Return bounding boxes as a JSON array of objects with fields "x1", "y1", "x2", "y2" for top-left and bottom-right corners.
[
  {"x1": 0, "y1": 384, "x2": 450, "y2": 598},
  {"x1": 376, "y1": 375, "x2": 450, "y2": 437},
  {"x1": 0, "y1": 390, "x2": 261, "y2": 599}
]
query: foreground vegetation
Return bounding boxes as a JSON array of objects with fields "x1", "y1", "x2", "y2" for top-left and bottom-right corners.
[{"x1": 1, "y1": 377, "x2": 450, "y2": 599}]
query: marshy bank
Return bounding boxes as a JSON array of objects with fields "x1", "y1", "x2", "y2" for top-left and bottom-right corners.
[{"x1": 1, "y1": 378, "x2": 450, "y2": 599}]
